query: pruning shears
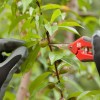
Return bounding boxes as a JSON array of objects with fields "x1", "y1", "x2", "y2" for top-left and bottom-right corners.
[{"x1": 50, "y1": 36, "x2": 93, "y2": 62}]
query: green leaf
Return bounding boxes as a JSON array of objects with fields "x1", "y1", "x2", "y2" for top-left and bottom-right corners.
[
  {"x1": 30, "y1": 79, "x2": 49, "y2": 100},
  {"x1": 35, "y1": 15, "x2": 46, "y2": 38},
  {"x1": 50, "y1": 9, "x2": 61, "y2": 24},
  {"x1": 22, "y1": 19, "x2": 35, "y2": 30},
  {"x1": 22, "y1": 0, "x2": 33, "y2": 13},
  {"x1": 78, "y1": 0, "x2": 91, "y2": 10},
  {"x1": 11, "y1": 1, "x2": 17, "y2": 15},
  {"x1": 29, "y1": 72, "x2": 51, "y2": 94},
  {"x1": 25, "y1": 41, "x2": 37, "y2": 48},
  {"x1": 9, "y1": 14, "x2": 29, "y2": 33},
  {"x1": 22, "y1": 32, "x2": 40, "y2": 48},
  {"x1": 77, "y1": 90, "x2": 100, "y2": 99},
  {"x1": 62, "y1": 56, "x2": 80, "y2": 68},
  {"x1": 0, "y1": 0, "x2": 5, "y2": 6},
  {"x1": 49, "y1": 50, "x2": 65, "y2": 65},
  {"x1": 22, "y1": 33, "x2": 41, "y2": 40},
  {"x1": 61, "y1": 77, "x2": 84, "y2": 92},
  {"x1": 84, "y1": 17, "x2": 97, "y2": 24},
  {"x1": 68, "y1": 92, "x2": 82, "y2": 99},
  {"x1": 77, "y1": 91, "x2": 90, "y2": 100},
  {"x1": 88, "y1": 90, "x2": 100, "y2": 95},
  {"x1": 41, "y1": 4, "x2": 61, "y2": 11},
  {"x1": 38, "y1": 56, "x2": 48, "y2": 68},
  {"x1": 21, "y1": 44, "x2": 40, "y2": 72},
  {"x1": 45, "y1": 23, "x2": 58, "y2": 36},
  {"x1": 58, "y1": 26, "x2": 80, "y2": 35},
  {"x1": 4, "y1": 91, "x2": 16, "y2": 100},
  {"x1": 74, "y1": 90, "x2": 100, "y2": 100},
  {"x1": 59, "y1": 21, "x2": 84, "y2": 28}
]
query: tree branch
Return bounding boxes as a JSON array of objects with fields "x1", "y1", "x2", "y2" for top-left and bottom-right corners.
[
  {"x1": 16, "y1": 71, "x2": 31, "y2": 100},
  {"x1": 46, "y1": 31, "x2": 63, "y2": 98}
]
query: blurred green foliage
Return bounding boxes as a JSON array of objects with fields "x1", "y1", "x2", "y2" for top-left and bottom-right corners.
[{"x1": 0, "y1": 0, "x2": 100, "y2": 100}]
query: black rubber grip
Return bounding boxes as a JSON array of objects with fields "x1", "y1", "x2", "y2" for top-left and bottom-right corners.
[
  {"x1": 0, "y1": 39, "x2": 25, "y2": 53},
  {"x1": 0, "y1": 46, "x2": 28, "y2": 99}
]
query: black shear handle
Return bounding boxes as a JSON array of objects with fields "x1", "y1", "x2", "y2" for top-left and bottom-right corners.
[
  {"x1": 0, "y1": 38, "x2": 25, "y2": 53},
  {"x1": 0, "y1": 39, "x2": 28, "y2": 99}
]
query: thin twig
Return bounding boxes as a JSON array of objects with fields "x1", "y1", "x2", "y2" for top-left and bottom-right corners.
[
  {"x1": 36, "y1": 0, "x2": 63, "y2": 98},
  {"x1": 46, "y1": 31, "x2": 64, "y2": 98},
  {"x1": 46, "y1": 31, "x2": 61, "y2": 82},
  {"x1": 36, "y1": 0, "x2": 60, "y2": 82},
  {"x1": 36, "y1": 0, "x2": 42, "y2": 15},
  {"x1": 46, "y1": 31, "x2": 53, "y2": 51}
]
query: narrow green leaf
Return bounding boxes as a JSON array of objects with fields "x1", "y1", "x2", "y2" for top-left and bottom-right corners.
[
  {"x1": 87, "y1": 90, "x2": 100, "y2": 96},
  {"x1": 35, "y1": 15, "x2": 46, "y2": 38},
  {"x1": 77, "y1": 91, "x2": 90, "y2": 100},
  {"x1": 30, "y1": 79, "x2": 49, "y2": 100},
  {"x1": 22, "y1": 19, "x2": 35, "y2": 30},
  {"x1": 4, "y1": 91, "x2": 16, "y2": 100},
  {"x1": 38, "y1": 56, "x2": 48, "y2": 68},
  {"x1": 68, "y1": 92, "x2": 82, "y2": 99},
  {"x1": 78, "y1": 0, "x2": 91, "y2": 10},
  {"x1": 41, "y1": 4, "x2": 61, "y2": 11},
  {"x1": 22, "y1": 0, "x2": 33, "y2": 13},
  {"x1": 62, "y1": 56, "x2": 80, "y2": 68},
  {"x1": 21, "y1": 44, "x2": 40, "y2": 72},
  {"x1": 59, "y1": 21, "x2": 84, "y2": 28},
  {"x1": 9, "y1": 14, "x2": 29, "y2": 33},
  {"x1": 49, "y1": 50, "x2": 65, "y2": 65},
  {"x1": 84, "y1": 17, "x2": 97, "y2": 24},
  {"x1": 61, "y1": 77, "x2": 84, "y2": 92},
  {"x1": 50, "y1": 9, "x2": 61, "y2": 24},
  {"x1": 29, "y1": 72, "x2": 51, "y2": 94},
  {"x1": 22, "y1": 33, "x2": 41, "y2": 40},
  {"x1": 25, "y1": 41, "x2": 37, "y2": 48},
  {"x1": 45, "y1": 23, "x2": 58, "y2": 36},
  {"x1": 59, "y1": 26, "x2": 80, "y2": 35},
  {"x1": 11, "y1": 2, "x2": 17, "y2": 15}
]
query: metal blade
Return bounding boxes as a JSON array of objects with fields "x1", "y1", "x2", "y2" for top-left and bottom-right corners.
[{"x1": 49, "y1": 43, "x2": 69, "y2": 49}]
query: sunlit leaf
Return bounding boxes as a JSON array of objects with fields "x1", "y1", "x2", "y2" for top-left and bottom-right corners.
[
  {"x1": 84, "y1": 17, "x2": 97, "y2": 25},
  {"x1": 11, "y1": 1, "x2": 17, "y2": 15},
  {"x1": 29, "y1": 72, "x2": 51, "y2": 93},
  {"x1": 22, "y1": 19, "x2": 35, "y2": 30},
  {"x1": 45, "y1": 23, "x2": 58, "y2": 36},
  {"x1": 49, "y1": 50, "x2": 66, "y2": 65},
  {"x1": 41, "y1": 4, "x2": 61, "y2": 11},
  {"x1": 68, "y1": 91, "x2": 82, "y2": 99},
  {"x1": 87, "y1": 90, "x2": 100, "y2": 95},
  {"x1": 21, "y1": 44, "x2": 40, "y2": 72},
  {"x1": 78, "y1": 0, "x2": 91, "y2": 11},
  {"x1": 77, "y1": 91, "x2": 90, "y2": 100},
  {"x1": 61, "y1": 77, "x2": 84, "y2": 92},
  {"x1": 62, "y1": 56, "x2": 80, "y2": 68},
  {"x1": 59, "y1": 26, "x2": 80, "y2": 35},
  {"x1": 59, "y1": 21, "x2": 84, "y2": 28},
  {"x1": 22, "y1": 0, "x2": 33, "y2": 13},
  {"x1": 9, "y1": 14, "x2": 29, "y2": 33},
  {"x1": 25, "y1": 41, "x2": 37, "y2": 48},
  {"x1": 4, "y1": 91, "x2": 15, "y2": 100},
  {"x1": 50, "y1": 9, "x2": 61, "y2": 24},
  {"x1": 30, "y1": 79, "x2": 49, "y2": 100}
]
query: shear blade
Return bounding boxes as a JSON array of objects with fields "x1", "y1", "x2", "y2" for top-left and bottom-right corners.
[{"x1": 49, "y1": 43, "x2": 69, "y2": 49}]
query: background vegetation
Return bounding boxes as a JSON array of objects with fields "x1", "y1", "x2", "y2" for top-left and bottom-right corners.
[{"x1": 0, "y1": 0, "x2": 100, "y2": 100}]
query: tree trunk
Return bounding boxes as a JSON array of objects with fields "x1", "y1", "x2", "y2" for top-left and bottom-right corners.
[
  {"x1": 16, "y1": 71, "x2": 31, "y2": 100},
  {"x1": 16, "y1": 20, "x2": 32, "y2": 100}
]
